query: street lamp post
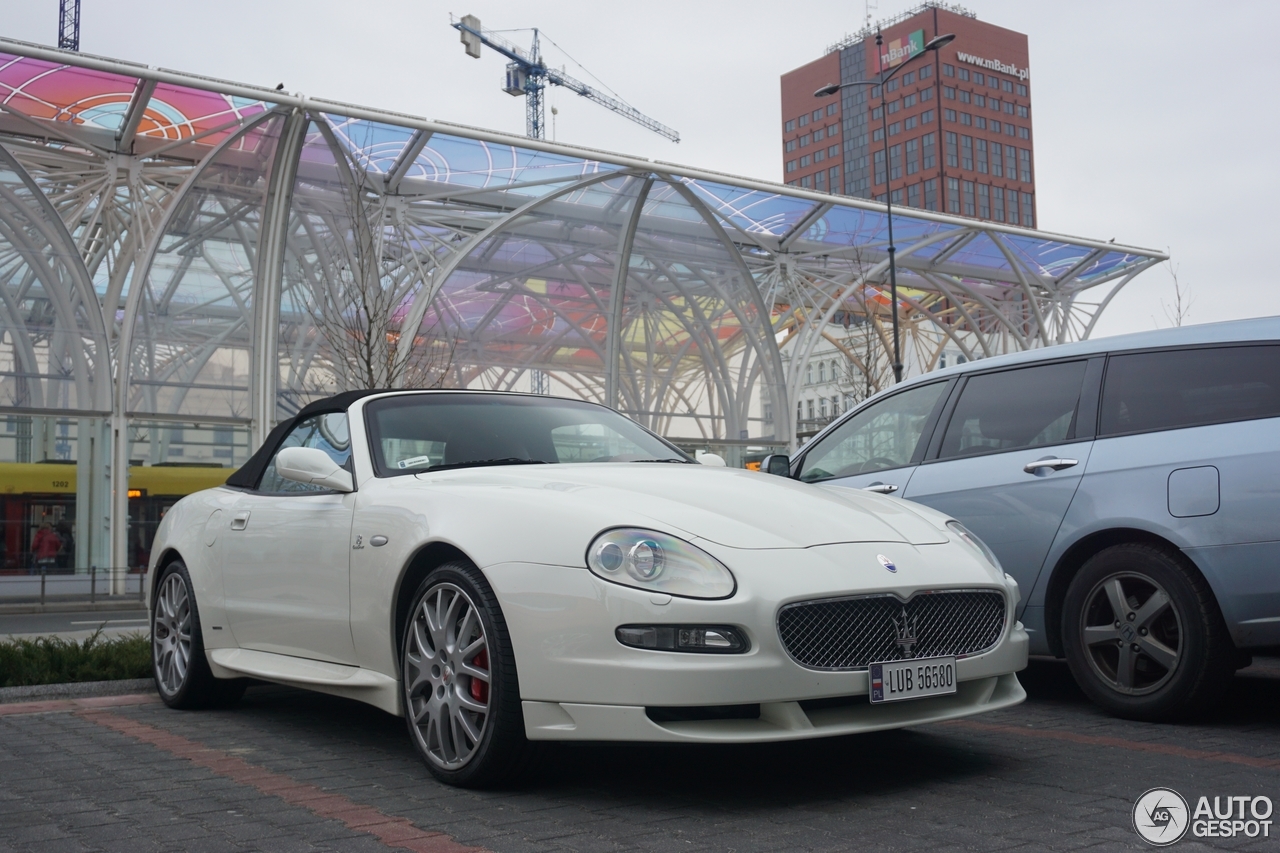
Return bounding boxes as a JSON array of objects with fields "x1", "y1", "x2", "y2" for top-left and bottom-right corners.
[{"x1": 816, "y1": 31, "x2": 955, "y2": 384}]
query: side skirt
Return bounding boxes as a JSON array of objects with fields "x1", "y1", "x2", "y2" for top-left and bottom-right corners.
[{"x1": 207, "y1": 648, "x2": 402, "y2": 716}]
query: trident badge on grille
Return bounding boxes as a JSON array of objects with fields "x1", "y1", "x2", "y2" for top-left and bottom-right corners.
[{"x1": 893, "y1": 608, "x2": 918, "y2": 658}]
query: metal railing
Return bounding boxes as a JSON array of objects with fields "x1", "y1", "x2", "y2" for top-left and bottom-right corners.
[
  {"x1": 0, "y1": 567, "x2": 148, "y2": 606},
  {"x1": 796, "y1": 416, "x2": 841, "y2": 440}
]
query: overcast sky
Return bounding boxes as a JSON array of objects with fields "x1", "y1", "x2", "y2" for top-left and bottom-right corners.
[{"x1": 7, "y1": 1, "x2": 1278, "y2": 338}]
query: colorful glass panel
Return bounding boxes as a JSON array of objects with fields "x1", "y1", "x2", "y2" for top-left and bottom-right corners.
[{"x1": 0, "y1": 53, "x2": 139, "y2": 130}]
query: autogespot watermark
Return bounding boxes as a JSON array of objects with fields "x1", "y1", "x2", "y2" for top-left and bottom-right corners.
[{"x1": 1132, "y1": 788, "x2": 1274, "y2": 845}]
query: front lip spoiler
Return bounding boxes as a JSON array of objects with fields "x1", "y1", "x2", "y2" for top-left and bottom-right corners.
[{"x1": 522, "y1": 673, "x2": 1027, "y2": 742}]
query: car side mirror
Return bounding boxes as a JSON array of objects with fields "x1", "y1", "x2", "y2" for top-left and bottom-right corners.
[
  {"x1": 275, "y1": 447, "x2": 354, "y2": 492},
  {"x1": 761, "y1": 454, "x2": 791, "y2": 477}
]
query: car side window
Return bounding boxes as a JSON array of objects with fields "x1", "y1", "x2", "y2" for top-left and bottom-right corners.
[
  {"x1": 798, "y1": 381, "x2": 948, "y2": 482},
  {"x1": 937, "y1": 361, "x2": 1087, "y2": 460},
  {"x1": 1100, "y1": 345, "x2": 1280, "y2": 436},
  {"x1": 257, "y1": 413, "x2": 352, "y2": 493}
]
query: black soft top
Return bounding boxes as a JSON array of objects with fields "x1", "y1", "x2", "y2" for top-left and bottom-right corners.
[{"x1": 224, "y1": 389, "x2": 391, "y2": 489}]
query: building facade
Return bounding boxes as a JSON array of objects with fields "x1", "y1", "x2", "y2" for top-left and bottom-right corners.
[
  {"x1": 783, "y1": 329, "x2": 975, "y2": 444},
  {"x1": 782, "y1": 3, "x2": 1035, "y2": 227}
]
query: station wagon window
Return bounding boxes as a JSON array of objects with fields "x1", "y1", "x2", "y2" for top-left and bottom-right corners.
[
  {"x1": 798, "y1": 381, "x2": 948, "y2": 482},
  {"x1": 1099, "y1": 345, "x2": 1280, "y2": 436},
  {"x1": 938, "y1": 361, "x2": 1087, "y2": 459},
  {"x1": 258, "y1": 413, "x2": 352, "y2": 493}
]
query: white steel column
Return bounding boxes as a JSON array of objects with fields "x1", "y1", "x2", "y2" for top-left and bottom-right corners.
[
  {"x1": 663, "y1": 178, "x2": 791, "y2": 445},
  {"x1": 249, "y1": 109, "x2": 307, "y2": 447},
  {"x1": 75, "y1": 417, "x2": 112, "y2": 574},
  {"x1": 110, "y1": 111, "x2": 280, "y2": 582},
  {"x1": 605, "y1": 175, "x2": 652, "y2": 409}
]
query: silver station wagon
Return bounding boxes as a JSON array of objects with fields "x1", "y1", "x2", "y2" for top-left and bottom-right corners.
[{"x1": 778, "y1": 316, "x2": 1280, "y2": 721}]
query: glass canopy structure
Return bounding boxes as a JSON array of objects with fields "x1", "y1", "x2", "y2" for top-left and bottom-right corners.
[{"x1": 0, "y1": 37, "x2": 1165, "y2": 575}]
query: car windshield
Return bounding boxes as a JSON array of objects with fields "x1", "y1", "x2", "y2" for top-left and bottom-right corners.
[{"x1": 364, "y1": 394, "x2": 690, "y2": 475}]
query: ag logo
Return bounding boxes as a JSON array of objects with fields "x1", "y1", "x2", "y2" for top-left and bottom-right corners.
[{"x1": 1133, "y1": 788, "x2": 1189, "y2": 846}]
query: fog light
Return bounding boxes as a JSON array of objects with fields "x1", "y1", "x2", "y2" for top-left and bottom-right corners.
[
  {"x1": 616, "y1": 624, "x2": 748, "y2": 654},
  {"x1": 679, "y1": 628, "x2": 731, "y2": 648},
  {"x1": 616, "y1": 626, "x2": 659, "y2": 648}
]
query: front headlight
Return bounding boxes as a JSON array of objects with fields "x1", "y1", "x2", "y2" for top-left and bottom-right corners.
[
  {"x1": 586, "y1": 528, "x2": 736, "y2": 599},
  {"x1": 946, "y1": 520, "x2": 1003, "y2": 572}
]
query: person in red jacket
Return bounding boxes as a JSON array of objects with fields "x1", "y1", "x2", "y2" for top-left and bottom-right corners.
[{"x1": 31, "y1": 522, "x2": 61, "y2": 574}]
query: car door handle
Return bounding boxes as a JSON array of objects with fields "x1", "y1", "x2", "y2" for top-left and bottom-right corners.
[
  {"x1": 230, "y1": 511, "x2": 251, "y2": 531},
  {"x1": 863, "y1": 482, "x2": 899, "y2": 494},
  {"x1": 1023, "y1": 458, "x2": 1079, "y2": 474}
]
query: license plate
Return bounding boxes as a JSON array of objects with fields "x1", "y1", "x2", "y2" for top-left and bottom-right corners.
[{"x1": 869, "y1": 656, "x2": 958, "y2": 703}]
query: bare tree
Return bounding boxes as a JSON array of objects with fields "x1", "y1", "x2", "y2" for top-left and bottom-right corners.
[
  {"x1": 302, "y1": 152, "x2": 454, "y2": 392},
  {"x1": 1161, "y1": 261, "x2": 1194, "y2": 328},
  {"x1": 836, "y1": 314, "x2": 889, "y2": 407},
  {"x1": 831, "y1": 243, "x2": 891, "y2": 410}
]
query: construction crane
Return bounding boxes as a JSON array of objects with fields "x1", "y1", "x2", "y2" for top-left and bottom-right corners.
[
  {"x1": 58, "y1": 0, "x2": 81, "y2": 51},
  {"x1": 453, "y1": 14, "x2": 679, "y2": 143}
]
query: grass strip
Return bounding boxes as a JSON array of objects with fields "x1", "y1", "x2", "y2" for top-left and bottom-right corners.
[{"x1": 0, "y1": 630, "x2": 151, "y2": 687}]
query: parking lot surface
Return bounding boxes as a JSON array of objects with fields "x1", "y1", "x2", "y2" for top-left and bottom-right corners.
[{"x1": 1, "y1": 658, "x2": 1277, "y2": 853}]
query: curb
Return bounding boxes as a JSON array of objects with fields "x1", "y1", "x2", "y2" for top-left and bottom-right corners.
[
  {"x1": 0, "y1": 692, "x2": 158, "y2": 717},
  {"x1": 0, "y1": 600, "x2": 147, "y2": 616},
  {"x1": 0, "y1": 678, "x2": 156, "y2": 703}
]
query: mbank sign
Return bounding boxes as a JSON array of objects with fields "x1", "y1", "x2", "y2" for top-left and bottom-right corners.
[
  {"x1": 881, "y1": 30, "x2": 924, "y2": 68},
  {"x1": 956, "y1": 51, "x2": 1030, "y2": 81}
]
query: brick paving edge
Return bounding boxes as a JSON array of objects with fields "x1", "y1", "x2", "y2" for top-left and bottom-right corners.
[{"x1": 0, "y1": 678, "x2": 156, "y2": 704}]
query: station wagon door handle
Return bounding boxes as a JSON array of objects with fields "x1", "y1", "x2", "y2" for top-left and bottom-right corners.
[
  {"x1": 230, "y1": 511, "x2": 251, "y2": 531},
  {"x1": 863, "y1": 483, "x2": 899, "y2": 494},
  {"x1": 1023, "y1": 458, "x2": 1079, "y2": 474}
]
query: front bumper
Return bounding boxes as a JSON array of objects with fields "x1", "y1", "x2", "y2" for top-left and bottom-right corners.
[
  {"x1": 522, "y1": 672, "x2": 1025, "y2": 743},
  {"x1": 484, "y1": 540, "x2": 1029, "y2": 742}
]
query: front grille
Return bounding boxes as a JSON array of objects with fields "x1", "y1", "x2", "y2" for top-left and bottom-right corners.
[{"x1": 777, "y1": 590, "x2": 1006, "y2": 670}]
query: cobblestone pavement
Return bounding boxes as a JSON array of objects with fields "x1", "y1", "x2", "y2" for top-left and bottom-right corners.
[{"x1": 1, "y1": 658, "x2": 1277, "y2": 853}]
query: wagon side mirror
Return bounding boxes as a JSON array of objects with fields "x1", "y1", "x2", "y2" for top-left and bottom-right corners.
[
  {"x1": 275, "y1": 447, "x2": 354, "y2": 492},
  {"x1": 761, "y1": 454, "x2": 791, "y2": 477}
]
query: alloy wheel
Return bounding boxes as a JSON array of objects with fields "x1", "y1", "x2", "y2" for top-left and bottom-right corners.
[
  {"x1": 404, "y1": 582, "x2": 492, "y2": 770},
  {"x1": 153, "y1": 572, "x2": 192, "y2": 696},
  {"x1": 1079, "y1": 571, "x2": 1182, "y2": 695}
]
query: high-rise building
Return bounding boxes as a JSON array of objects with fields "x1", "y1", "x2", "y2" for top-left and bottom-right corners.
[{"x1": 781, "y1": 3, "x2": 1035, "y2": 227}]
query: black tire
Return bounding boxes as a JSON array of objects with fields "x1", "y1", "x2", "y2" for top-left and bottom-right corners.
[
  {"x1": 1062, "y1": 543, "x2": 1235, "y2": 721},
  {"x1": 400, "y1": 561, "x2": 531, "y2": 787},
  {"x1": 152, "y1": 560, "x2": 246, "y2": 710}
]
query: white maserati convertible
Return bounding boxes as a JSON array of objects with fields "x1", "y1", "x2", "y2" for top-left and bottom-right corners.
[{"x1": 149, "y1": 390, "x2": 1027, "y2": 786}]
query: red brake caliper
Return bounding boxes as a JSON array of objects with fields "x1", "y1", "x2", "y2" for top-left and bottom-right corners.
[{"x1": 470, "y1": 648, "x2": 489, "y2": 703}]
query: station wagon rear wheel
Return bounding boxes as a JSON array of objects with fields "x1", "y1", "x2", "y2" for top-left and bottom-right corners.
[
  {"x1": 1078, "y1": 571, "x2": 1182, "y2": 696},
  {"x1": 401, "y1": 562, "x2": 530, "y2": 787},
  {"x1": 1062, "y1": 544, "x2": 1234, "y2": 721}
]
